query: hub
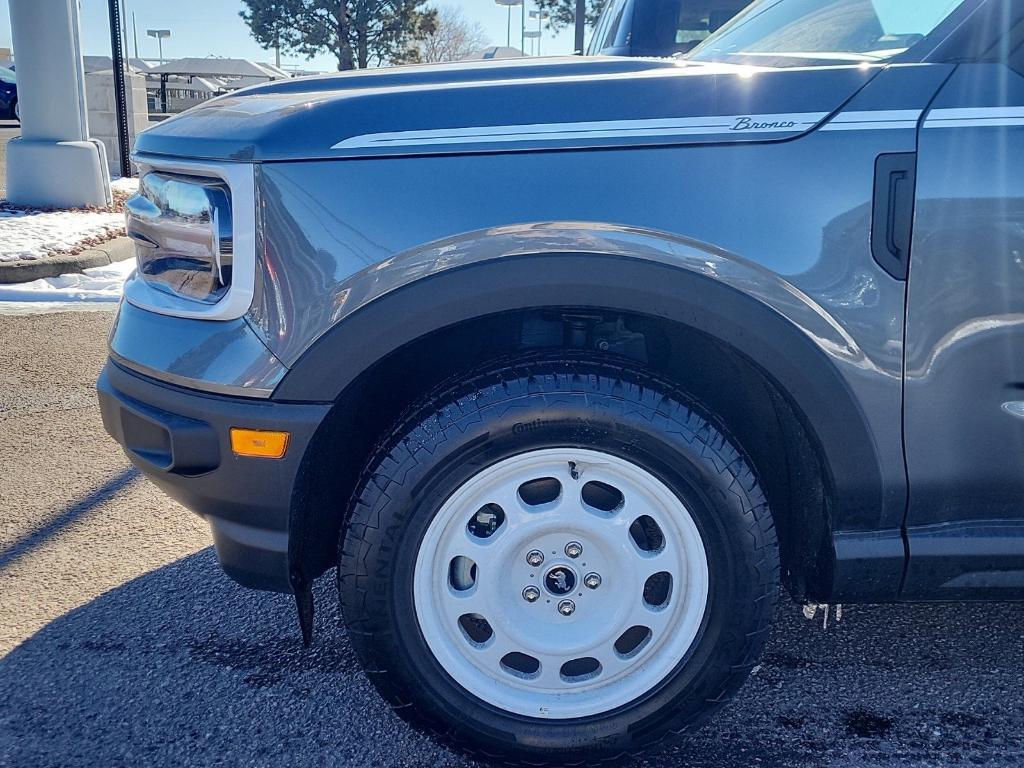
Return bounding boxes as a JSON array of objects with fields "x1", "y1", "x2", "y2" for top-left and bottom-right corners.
[{"x1": 544, "y1": 564, "x2": 577, "y2": 596}]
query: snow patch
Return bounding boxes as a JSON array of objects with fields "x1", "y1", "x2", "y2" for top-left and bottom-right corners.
[
  {"x1": 0, "y1": 209, "x2": 127, "y2": 262},
  {"x1": 0, "y1": 258, "x2": 136, "y2": 305},
  {"x1": 110, "y1": 177, "x2": 140, "y2": 196},
  {"x1": 0, "y1": 178, "x2": 139, "y2": 262}
]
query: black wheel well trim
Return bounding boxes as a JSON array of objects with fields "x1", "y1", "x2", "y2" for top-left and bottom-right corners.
[
  {"x1": 278, "y1": 252, "x2": 888, "y2": 599},
  {"x1": 274, "y1": 252, "x2": 862, "y2": 405}
]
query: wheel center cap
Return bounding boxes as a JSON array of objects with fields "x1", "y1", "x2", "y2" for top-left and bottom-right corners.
[{"x1": 543, "y1": 565, "x2": 577, "y2": 596}]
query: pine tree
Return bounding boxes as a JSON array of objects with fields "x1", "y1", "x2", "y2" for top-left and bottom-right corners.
[
  {"x1": 534, "y1": 0, "x2": 608, "y2": 33},
  {"x1": 241, "y1": 0, "x2": 438, "y2": 71}
]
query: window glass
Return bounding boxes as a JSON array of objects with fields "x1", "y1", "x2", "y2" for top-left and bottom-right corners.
[
  {"x1": 632, "y1": 0, "x2": 746, "y2": 56},
  {"x1": 588, "y1": 1, "x2": 611, "y2": 52},
  {"x1": 589, "y1": 0, "x2": 626, "y2": 53},
  {"x1": 689, "y1": 0, "x2": 967, "y2": 64},
  {"x1": 601, "y1": 0, "x2": 630, "y2": 50},
  {"x1": 0, "y1": 66, "x2": 15, "y2": 84}
]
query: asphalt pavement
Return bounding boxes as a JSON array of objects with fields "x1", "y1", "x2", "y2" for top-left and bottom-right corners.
[{"x1": 1, "y1": 310, "x2": 1023, "y2": 767}]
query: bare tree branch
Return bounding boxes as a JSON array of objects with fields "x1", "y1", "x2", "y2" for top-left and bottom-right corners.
[{"x1": 418, "y1": 5, "x2": 490, "y2": 63}]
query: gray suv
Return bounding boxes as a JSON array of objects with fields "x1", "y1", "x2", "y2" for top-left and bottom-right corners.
[{"x1": 97, "y1": 0, "x2": 1024, "y2": 763}]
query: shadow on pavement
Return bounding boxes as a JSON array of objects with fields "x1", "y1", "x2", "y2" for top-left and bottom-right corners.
[
  {"x1": 0, "y1": 548, "x2": 1022, "y2": 767},
  {"x1": 0, "y1": 467, "x2": 139, "y2": 570}
]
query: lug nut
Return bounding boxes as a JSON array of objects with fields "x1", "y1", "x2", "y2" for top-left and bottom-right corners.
[
  {"x1": 526, "y1": 550, "x2": 545, "y2": 567},
  {"x1": 584, "y1": 572, "x2": 602, "y2": 589},
  {"x1": 557, "y1": 599, "x2": 576, "y2": 616},
  {"x1": 564, "y1": 541, "x2": 583, "y2": 559},
  {"x1": 522, "y1": 586, "x2": 541, "y2": 603}
]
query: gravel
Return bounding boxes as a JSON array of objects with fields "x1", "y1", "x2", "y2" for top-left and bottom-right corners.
[{"x1": 1, "y1": 311, "x2": 1022, "y2": 768}]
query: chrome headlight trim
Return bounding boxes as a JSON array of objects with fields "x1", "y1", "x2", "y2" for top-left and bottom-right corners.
[{"x1": 123, "y1": 155, "x2": 256, "y2": 321}]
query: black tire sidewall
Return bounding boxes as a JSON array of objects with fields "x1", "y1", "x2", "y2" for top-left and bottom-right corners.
[{"x1": 341, "y1": 364, "x2": 776, "y2": 761}]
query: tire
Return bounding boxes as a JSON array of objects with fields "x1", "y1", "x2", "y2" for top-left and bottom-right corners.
[{"x1": 339, "y1": 354, "x2": 779, "y2": 765}]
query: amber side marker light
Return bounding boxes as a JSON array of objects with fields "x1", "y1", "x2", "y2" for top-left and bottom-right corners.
[{"x1": 230, "y1": 428, "x2": 290, "y2": 459}]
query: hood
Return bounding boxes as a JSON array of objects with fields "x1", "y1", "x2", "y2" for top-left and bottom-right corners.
[{"x1": 134, "y1": 55, "x2": 879, "y2": 163}]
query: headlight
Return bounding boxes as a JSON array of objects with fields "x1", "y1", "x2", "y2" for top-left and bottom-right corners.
[{"x1": 125, "y1": 172, "x2": 233, "y2": 304}]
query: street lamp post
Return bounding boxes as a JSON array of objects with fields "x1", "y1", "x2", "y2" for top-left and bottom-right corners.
[
  {"x1": 494, "y1": 0, "x2": 523, "y2": 51},
  {"x1": 107, "y1": 0, "x2": 131, "y2": 178},
  {"x1": 575, "y1": 0, "x2": 586, "y2": 54},
  {"x1": 147, "y1": 28, "x2": 170, "y2": 65},
  {"x1": 528, "y1": 9, "x2": 549, "y2": 56},
  {"x1": 524, "y1": 28, "x2": 540, "y2": 56}
]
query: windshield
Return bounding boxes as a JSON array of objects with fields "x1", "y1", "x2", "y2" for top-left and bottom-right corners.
[
  {"x1": 0, "y1": 66, "x2": 15, "y2": 84},
  {"x1": 589, "y1": 0, "x2": 746, "y2": 56},
  {"x1": 688, "y1": 0, "x2": 967, "y2": 65}
]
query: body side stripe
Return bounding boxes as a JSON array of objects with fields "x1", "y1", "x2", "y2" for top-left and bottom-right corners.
[{"x1": 924, "y1": 106, "x2": 1024, "y2": 128}]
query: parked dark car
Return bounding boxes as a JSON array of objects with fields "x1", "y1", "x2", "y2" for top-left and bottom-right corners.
[
  {"x1": 0, "y1": 66, "x2": 17, "y2": 121},
  {"x1": 99, "y1": 0, "x2": 1024, "y2": 764},
  {"x1": 589, "y1": 0, "x2": 747, "y2": 56}
]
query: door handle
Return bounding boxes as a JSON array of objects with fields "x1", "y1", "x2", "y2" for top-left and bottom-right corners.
[
  {"x1": 871, "y1": 152, "x2": 918, "y2": 281},
  {"x1": 886, "y1": 170, "x2": 909, "y2": 260}
]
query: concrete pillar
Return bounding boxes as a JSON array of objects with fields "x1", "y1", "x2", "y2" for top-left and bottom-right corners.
[
  {"x1": 86, "y1": 70, "x2": 148, "y2": 176},
  {"x1": 5, "y1": 0, "x2": 111, "y2": 207}
]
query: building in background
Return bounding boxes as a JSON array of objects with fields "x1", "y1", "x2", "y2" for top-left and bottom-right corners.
[
  {"x1": 279, "y1": 65, "x2": 327, "y2": 78},
  {"x1": 84, "y1": 55, "x2": 152, "y2": 74},
  {"x1": 144, "y1": 57, "x2": 290, "y2": 113},
  {"x1": 461, "y1": 46, "x2": 525, "y2": 60}
]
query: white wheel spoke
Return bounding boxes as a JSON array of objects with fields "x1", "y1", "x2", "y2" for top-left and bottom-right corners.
[
  {"x1": 470, "y1": 626, "x2": 520, "y2": 666},
  {"x1": 487, "y1": 483, "x2": 529, "y2": 524},
  {"x1": 443, "y1": 522, "x2": 520, "y2": 565},
  {"x1": 471, "y1": 640, "x2": 568, "y2": 691},
  {"x1": 532, "y1": 651, "x2": 570, "y2": 688},
  {"x1": 441, "y1": 525, "x2": 488, "y2": 560},
  {"x1": 439, "y1": 585, "x2": 491, "y2": 625},
  {"x1": 634, "y1": 553, "x2": 674, "y2": 584},
  {"x1": 623, "y1": 600, "x2": 675, "y2": 636},
  {"x1": 589, "y1": 644, "x2": 636, "y2": 678}
]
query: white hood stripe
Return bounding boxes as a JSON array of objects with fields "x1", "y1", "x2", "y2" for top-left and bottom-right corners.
[
  {"x1": 331, "y1": 113, "x2": 827, "y2": 150},
  {"x1": 330, "y1": 107, "x2": 1024, "y2": 151}
]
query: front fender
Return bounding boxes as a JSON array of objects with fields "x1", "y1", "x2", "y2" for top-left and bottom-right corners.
[
  {"x1": 271, "y1": 228, "x2": 898, "y2": 556},
  {"x1": 255, "y1": 220, "x2": 874, "y2": 374}
]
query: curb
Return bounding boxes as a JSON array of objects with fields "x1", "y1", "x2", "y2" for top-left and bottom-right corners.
[{"x1": 0, "y1": 236, "x2": 134, "y2": 284}]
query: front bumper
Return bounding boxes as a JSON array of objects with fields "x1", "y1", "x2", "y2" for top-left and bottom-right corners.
[{"x1": 97, "y1": 359, "x2": 330, "y2": 592}]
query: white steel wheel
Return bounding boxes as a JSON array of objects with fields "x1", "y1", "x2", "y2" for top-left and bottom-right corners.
[{"x1": 413, "y1": 447, "x2": 710, "y2": 719}]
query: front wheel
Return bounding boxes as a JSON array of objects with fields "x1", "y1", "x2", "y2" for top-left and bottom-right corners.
[{"x1": 339, "y1": 356, "x2": 779, "y2": 764}]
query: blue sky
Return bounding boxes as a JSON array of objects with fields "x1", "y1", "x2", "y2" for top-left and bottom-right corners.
[{"x1": 0, "y1": 0, "x2": 580, "y2": 71}]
